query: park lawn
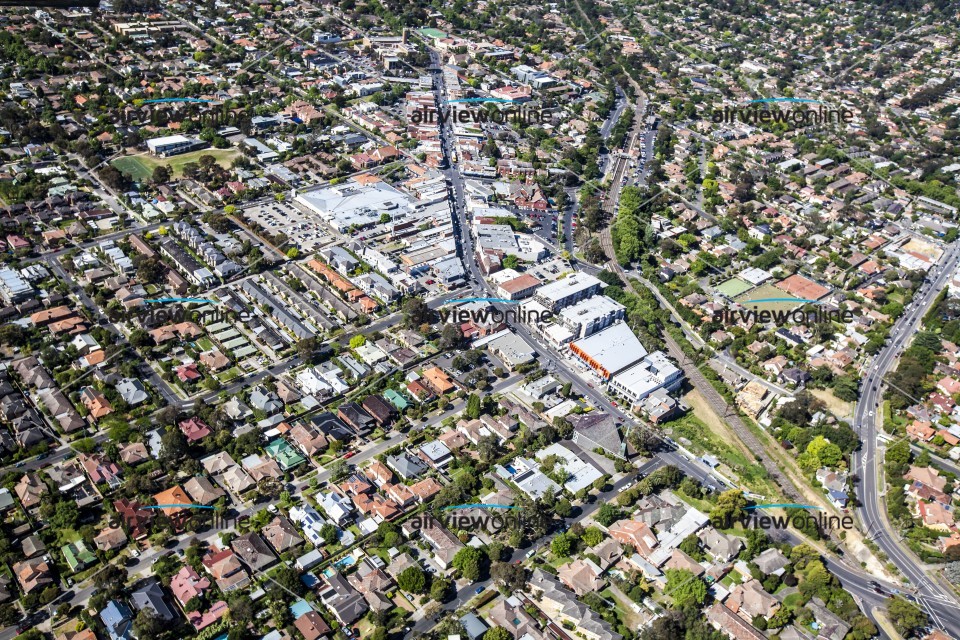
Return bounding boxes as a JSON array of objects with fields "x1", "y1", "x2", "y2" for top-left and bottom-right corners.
[
  {"x1": 112, "y1": 155, "x2": 155, "y2": 182},
  {"x1": 113, "y1": 148, "x2": 241, "y2": 180}
]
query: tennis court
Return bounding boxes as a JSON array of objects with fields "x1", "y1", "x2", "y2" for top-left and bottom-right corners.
[
  {"x1": 715, "y1": 277, "x2": 754, "y2": 298},
  {"x1": 735, "y1": 282, "x2": 803, "y2": 311}
]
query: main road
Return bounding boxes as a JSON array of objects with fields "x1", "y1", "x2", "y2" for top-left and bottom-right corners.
[
  {"x1": 852, "y1": 239, "x2": 960, "y2": 636},
  {"x1": 422, "y1": 45, "x2": 960, "y2": 638}
]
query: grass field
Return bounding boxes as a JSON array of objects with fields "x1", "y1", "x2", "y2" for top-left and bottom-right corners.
[
  {"x1": 112, "y1": 148, "x2": 241, "y2": 181},
  {"x1": 665, "y1": 411, "x2": 779, "y2": 497},
  {"x1": 716, "y1": 277, "x2": 754, "y2": 298},
  {"x1": 736, "y1": 282, "x2": 803, "y2": 311}
]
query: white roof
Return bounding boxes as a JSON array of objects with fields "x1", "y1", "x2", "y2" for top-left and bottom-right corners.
[
  {"x1": 146, "y1": 134, "x2": 193, "y2": 147},
  {"x1": 535, "y1": 272, "x2": 601, "y2": 304},
  {"x1": 570, "y1": 322, "x2": 647, "y2": 376},
  {"x1": 536, "y1": 442, "x2": 603, "y2": 494},
  {"x1": 559, "y1": 295, "x2": 625, "y2": 325}
]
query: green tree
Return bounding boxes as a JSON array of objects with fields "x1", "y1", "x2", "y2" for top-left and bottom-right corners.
[
  {"x1": 678, "y1": 534, "x2": 703, "y2": 561},
  {"x1": 483, "y1": 628, "x2": 513, "y2": 640},
  {"x1": 452, "y1": 546, "x2": 486, "y2": 582},
  {"x1": 133, "y1": 610, "x2": 164, "y2": 639},
  {"x1": 551, "y1": 533, "x2": 572, "y2": 557},
  {"x1": 430, "y1": 576, "x2": 452, "y2": 602},
  {"x1": 397, "y1": 566, "x2": 428, "y2": 593},
  {"x1": 886, "y1": 596, "x2": 927, "y2": 637},
  {"x1": 490, "y1": 562, "x2": 527, "y2": 592},
  {"x1": 664, "y1": 569, "x2": 707, "y2": 608},
  {"x1": 595, "y1": 503, "x2": 623, "y2": 527},
  {"x1": 465, "y1": 393, "x2": 482, "y2": 419},
  {"x1": 581, "y1": 527, "x2": 604, "y2": 547},
  {"x1": 884, "y1": 439, "x2": 912, "y2": 478},
  {"x1": 319, "y1": 523, "x2": 339, "y2": 545},
  {"x1": 710, "y1": 489, "x2": 747, "y2": 527},
  {"x1": 832, "y1": 376, "x2": 859, "y2": 402},
  {"x1": 151, "y1": 164, "x2": 171, "y2": 184},
  {"x1": 349, "y1": 335, "x2": 367, "y2": 349},
  {"x1": 806, "y1": 435, "x2": 842, "y2": 468}
]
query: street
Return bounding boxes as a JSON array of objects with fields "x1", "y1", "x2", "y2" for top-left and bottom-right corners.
[{"x1": 852, "y1": 240, "x2": 960, "y2": 637}]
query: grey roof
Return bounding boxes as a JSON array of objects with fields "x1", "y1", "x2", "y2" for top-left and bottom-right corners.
[
  {"x1": 570, "y1": 412, "x2": 622, "y2": 456},
  {"x1": 459, "y1": 612, "x2": 489, "y2": 640},
  {"x1": 131, "y1": 580, "x2": 176, "y2": 621},
  {"x1": 231, "y1": 532, "x2": 278, "y2": 571},
  {"x1": 386, "y1": 453, "x2": 428, "y2": 479}
]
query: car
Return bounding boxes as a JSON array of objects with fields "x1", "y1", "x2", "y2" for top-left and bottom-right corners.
[
  {"x1": 611, "y1": 401, "x2": 618, "y2": 407},
  {"x1": 526, "y1": 549, "x2": 537, "y2": 558},
  {"x1": 475, "y1": 586, "x2": 485, "y2": 595},
  {"x1": 14, "y1": 461, "x2": 25, "y2": 468},
  {"x1": 343, "y1": 451, "x2": 356, "y2": 459},
  {"x1": 425, "y1": 279, "x2": 435, "y2": 285}
]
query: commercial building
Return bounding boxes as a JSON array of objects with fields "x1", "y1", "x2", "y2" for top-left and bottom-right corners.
[
  {"x1": 496, "y1": 273, "x2": 541, "y2": 300},
  {"x1": 534, "y1": 273, "x2": 602, "y2": 311},
  {"x1": 608, "y1": 351, "x2": 684, "y2": 404},
  {"x1": 296, "y1": 182, "x2": 418, "y2": 232},
  {"x1": 559, "y1": 295, "x2": 625, "y2": 339},
  {"x1": 568, "y1": 322, "x2": 647, "y2": 380},
  {"x1": 146, "y1": 135, "x2": 208, "y2": 157},
  {"x1": 0, "y1": 267, "x2": 34, "y2": 304}
]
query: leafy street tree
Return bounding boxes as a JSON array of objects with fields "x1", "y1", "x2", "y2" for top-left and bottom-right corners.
[
  {"x1": 490, "y1": 562, "x2": 527, "y2": 592},
  {"x1": 431, "y1": 576, "x2": 452, "y2": 602},
  {"x1": 595, "y1": 503, "x2": 623, "y2": 527},
  {"x1": 133, "y1": 610, "x2": 164, "y2": 638},
  {"x1": 349, "y1": 334, "x2": 367, "y2": 349},
  {"x1": 709, "y1": 489, "x2": 747, "y2": 527},
  {"x1": 465, "y1": 393, "x2": 482, "y2": 419},
  {"x1": 886, "y1": 596, "x2": 927, "y2": 637},
  {"x1": 452, "y1": 546, "x2": 487, "y2": 582},
  {"x1": 403, "y1": 298, "x2": 435, "y2": 329}
]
